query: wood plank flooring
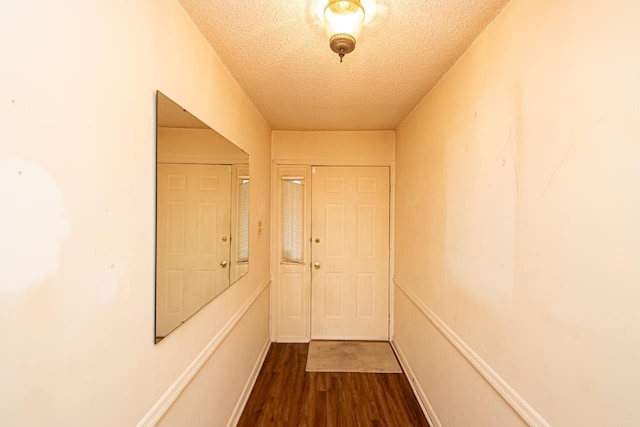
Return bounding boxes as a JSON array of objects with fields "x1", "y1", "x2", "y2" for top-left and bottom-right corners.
[{"x1": 237, "y1": 343, "x2": 430, "y2": 426}]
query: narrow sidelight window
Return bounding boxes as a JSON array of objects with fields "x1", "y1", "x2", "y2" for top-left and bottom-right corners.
[
  {"x1": 237, "y1": 177, "x2": 249, "y2": 263},
  {"x1": 281, "y1": 178, "x2": 304, "y2": 264}
]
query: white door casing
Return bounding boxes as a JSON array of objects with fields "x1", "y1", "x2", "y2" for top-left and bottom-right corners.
[
  {"x1": 156, "y1": 163, "x2": 231, "y2": 337},
  {"x1": 311, "y1": 166, "x2": 390, "y2": 340}
]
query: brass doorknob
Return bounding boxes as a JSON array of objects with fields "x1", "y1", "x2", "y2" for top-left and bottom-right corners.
[
  {"x1": 314, "y1": 237, "x2": 321, "y2": 243},
  {"x1": 314, "y1": 263, "x2": 321, "y2": 270},
  {"x1": 220, "y1": 261, "x2": 228, "y2": 268},
  {"x1": 221, "y1": 236, "x2": 228, "y2": 242}
]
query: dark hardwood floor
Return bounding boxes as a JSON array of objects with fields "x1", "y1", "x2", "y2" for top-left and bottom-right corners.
[{"x1": 237, "y1": 343, "x2": 430, "y2": 426}]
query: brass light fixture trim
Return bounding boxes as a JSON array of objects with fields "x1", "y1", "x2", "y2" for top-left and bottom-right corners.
[{"x1": 329, "y1": 33, "x2": 356, "y2": 62}]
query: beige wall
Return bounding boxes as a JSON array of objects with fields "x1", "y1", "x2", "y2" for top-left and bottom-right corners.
[
  {"x1": 0, "y1": 0, "x2": 271, "y2": 426},
  {"x1": 272, "y1": 130, "x2": 395, "y2": 164},
  {"x1": 394, "y1": 0, "x2": 640, "y2": 425}
]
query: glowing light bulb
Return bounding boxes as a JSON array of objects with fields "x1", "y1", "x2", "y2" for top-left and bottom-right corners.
[{"x1": 323, "y1": 0, "x2": 365, "y2": 62}]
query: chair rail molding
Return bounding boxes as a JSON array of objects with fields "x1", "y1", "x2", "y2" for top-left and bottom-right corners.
[
  {"x1": 394, "y1": 276, "x2": 550, "y2": 427},
  {"x1": 137, "y1": 279, "x2": 271, "y2": 427}
]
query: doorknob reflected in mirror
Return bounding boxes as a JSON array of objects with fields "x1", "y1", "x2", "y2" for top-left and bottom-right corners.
[
  {"x1": 314, "y1": 263, "x2": 321, "y2": 270},
  {"x1": 220, "y1": 261, "x2": 228, "y2": 268}
]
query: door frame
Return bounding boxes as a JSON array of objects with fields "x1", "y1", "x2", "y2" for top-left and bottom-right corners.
[{"x1": 271, "y1": 160, "x2": 396, "y2": 343}]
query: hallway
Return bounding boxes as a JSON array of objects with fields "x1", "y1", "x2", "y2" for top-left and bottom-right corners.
[
  {"x1": 238, "y1": 343, "x2": 429, "y2": 426},
  {"x1": 4, "y1": 0, "x2": 640, "y2": 425}
]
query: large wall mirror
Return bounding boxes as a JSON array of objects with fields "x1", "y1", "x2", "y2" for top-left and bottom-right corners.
[{"x1": 155, "y1": 91, "x2": 249, "y2": 343}]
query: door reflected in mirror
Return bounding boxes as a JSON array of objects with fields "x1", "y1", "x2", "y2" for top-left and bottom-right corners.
[{"x1": 155, "y1": 91, "x2": 249, "y2": 343}]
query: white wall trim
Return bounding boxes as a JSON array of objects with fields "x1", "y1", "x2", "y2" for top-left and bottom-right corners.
[
  {"x1": 394, "y1": 277, "x2": 551, "y2": 427},
  {"x1": 311, "y1": 334, "x2": 389, "y2": 341},
  {"x1": 226, "y1": 336, "x2": 271, "y2": 427},
  {"x1": 137, "y1": 279, "x2": 271, "y2": 427},
  {"x1": 391, "y1": 339, "x2": 441, "y2": 427},
  {"x1": 276, "y1": 337, "x2": 310, "y2": 343}
]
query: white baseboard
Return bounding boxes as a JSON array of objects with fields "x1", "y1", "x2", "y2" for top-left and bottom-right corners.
[
  {"x1": 276, "y1": 337, "x2": 310, "y2": 343},
  {"x1": 394, "y1": 277, "x2": 550, "y2": 427},
  {"x1": 310, "y1": 334, "x2": 389, "y2": 341},
  {"x1": 226, "y1": 337, "x2": 271, "y2": 427},
  {"x1": 137, "y1": 279, "x2": 270, "y2": 427},
  {"x1": 391, "y1": 339, "x2": 441, "y2": 427}
]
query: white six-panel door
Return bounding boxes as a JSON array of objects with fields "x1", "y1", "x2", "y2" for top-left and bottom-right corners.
[
  {"x1": 311, "y1": 166, "x2": 390, "y2": 340},
  {"x1": 156, "y1": 163, "x2": 231, "y2": 337}
]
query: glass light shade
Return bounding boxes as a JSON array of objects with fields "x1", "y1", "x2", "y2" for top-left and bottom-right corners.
[{"x1": 324, "y1": 0, "x2": 365, "y2": 40}]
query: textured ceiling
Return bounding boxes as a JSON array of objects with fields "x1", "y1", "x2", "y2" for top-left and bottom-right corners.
[{"x1": 178, "y1": 0, "x2": 510, "y2": 131}]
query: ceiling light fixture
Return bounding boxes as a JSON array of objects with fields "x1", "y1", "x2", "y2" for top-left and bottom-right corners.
[{"x1": 323, "y1": 0, "x2": 365, "y2": 63}]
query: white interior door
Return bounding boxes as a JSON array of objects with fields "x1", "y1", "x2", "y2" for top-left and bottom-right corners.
[
  {"x1": 311, "y1": 166, "x2": 390, "y2": 340},
  {"x1": 156, "y1": 163, "x2": 231, "y2": 337}
]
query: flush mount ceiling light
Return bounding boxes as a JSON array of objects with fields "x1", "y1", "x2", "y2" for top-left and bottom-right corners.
[{"x1": 324, "y1": 0, "x2": 365, "y2": 62}]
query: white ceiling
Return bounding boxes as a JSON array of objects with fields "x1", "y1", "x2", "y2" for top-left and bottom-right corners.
[{"x1": 178, "y1": 0, "x2": 510, "y2": 131}]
